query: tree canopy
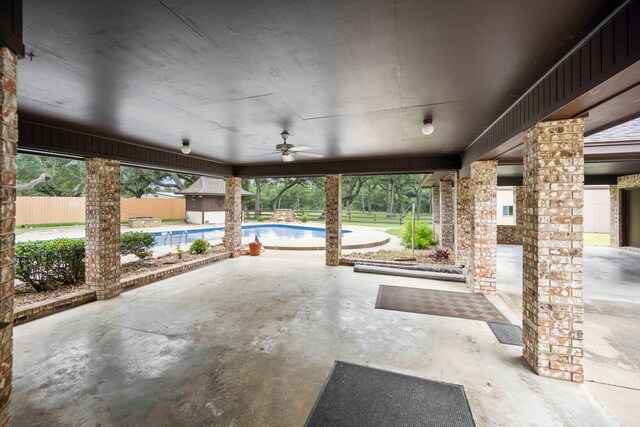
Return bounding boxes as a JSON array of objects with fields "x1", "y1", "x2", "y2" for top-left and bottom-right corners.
[{"x1": 17, "y1": 154, "x2": 432, "y2": 214}]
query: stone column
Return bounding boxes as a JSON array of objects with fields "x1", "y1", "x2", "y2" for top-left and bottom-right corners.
[
  {"x1": 439, "y1": 180, "x2": 454, "y2": 249},
  {"x1": 0, "y1": 46, "x2": 17, "y2": 425},
  {"x1": 469, "y1": 161, "x2": 498, "y2": 294},
  {"x1": 432, "y1": 185, "x2": 440, "y2": 239},
  {"x1": 514, "y1": 185, "x2": 525, "y2": 244},
  {"x1": 325, "y1": 174, "x2": 342, "y2": 266},
  {"x1": 224, "y1": 177, "x2": 243, "y2": 257},
  {"x1": 522, "y1": 118, "x2": 584, "y2": 383},
  {"x1": 610, "y1": 184, "x2": 620, "y2": 248},
  {"x1": 85, "y1": 158, "x2": 121, "y2": 300},
  {"x1": 455, "y1": 178, "x2": 472, "y2": 268}
]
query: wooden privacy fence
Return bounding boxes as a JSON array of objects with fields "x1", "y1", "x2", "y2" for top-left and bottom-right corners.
[{"x1": 16, "y1": 197, "x2": 186, "y2": 225}]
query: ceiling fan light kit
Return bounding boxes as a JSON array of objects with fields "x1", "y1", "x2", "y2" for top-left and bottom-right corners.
[{"x1": 272, "y1": 131, "x2": 324, "y2": 162}]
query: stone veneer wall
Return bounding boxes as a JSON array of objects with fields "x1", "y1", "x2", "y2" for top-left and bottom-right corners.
[
  {"x1": 469, "y1": 161, "x2": 498, "y2": 294},
  {"x1": 610, "y1": 185, "x2": 620, "y2": 247},
  {"x1": 614, "y1": 174, "x2": 640, "y2": 248},
  {"x1": 522, "y1": 118, "x2": 584, "y2": 383},
  {"x1": 85, "y1": 158, "x2": 121, "y2": 300},
  {"x1": 497, "y1": 225, "x2": 520, "y2": 245},
  {"x1": 432, "y1": 185, "x2": 441, "y2": 240},
  {"x1": 325, "y1": 174, "x2": 342, "y2": 266},
  {"x1": 514, "y1": 185, "x2": 525, "y2": 243},
  {"x1": 224, "y1": 177, "x2": 243, "y2": 257},
  {"x1": 0, "y1": 46, "x2": 17, "y2": 425},
  {"x1": 439, "y1": 180, "x2": 454, "y2": 249},
  {"x1": 455, "y1": 178, "x2": 471, "y2": 268}
]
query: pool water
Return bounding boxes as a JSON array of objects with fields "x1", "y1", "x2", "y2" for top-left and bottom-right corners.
[{"x1": 152, "y1": 224, "x2": 351, "y2": 247}]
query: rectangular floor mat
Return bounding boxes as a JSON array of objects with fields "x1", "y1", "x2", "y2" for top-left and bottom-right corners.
[
  {"x1": 305, "y1": 361, "x2": 475, "y2": 427},
  {"x1": 487, "y1": 322, "x2": 522, "y2": 346},
  {"x1": 375, "y1": 285, "x2": 510, "y2": 324}
]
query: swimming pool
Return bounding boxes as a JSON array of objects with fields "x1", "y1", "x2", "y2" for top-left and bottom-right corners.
[{"x1": 152, "y1": 224, "x2": 352, "y2": 247}]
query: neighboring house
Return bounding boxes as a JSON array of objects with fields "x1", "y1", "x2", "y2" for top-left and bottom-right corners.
[
  {"x1": 176, "y1": 177, "x2": 254, "y2": 225},
  {"x1": 140, "y1": 192, "x2": 184, "y2": 199},
  {"x1": 497, "y1": 186, "x2": 611, "y2": 233}
]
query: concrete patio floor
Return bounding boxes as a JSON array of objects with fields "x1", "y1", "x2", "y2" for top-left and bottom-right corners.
[
  {"x1": 497, "y1": 245, "x2": 640, "y2": 427},
  {"x1": 13, "y1": 248, "x2": 630, "y2": 426}
]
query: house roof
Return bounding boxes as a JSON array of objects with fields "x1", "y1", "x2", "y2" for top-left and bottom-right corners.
[{"x1": 176, "y1": 177, "x2": 254, "y2": 197}]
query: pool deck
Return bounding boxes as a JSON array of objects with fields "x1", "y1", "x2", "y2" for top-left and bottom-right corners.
[{"x1": 18, "y1": 222, "x2": 393, "y2": 252}]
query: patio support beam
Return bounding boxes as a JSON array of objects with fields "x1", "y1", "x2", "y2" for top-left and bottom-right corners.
[
  {"x1": 469, "y1": 161, "x2": 498, "y2": 294},
  {"x1": 325, "y1": 174, "x2": 342, "y2": 266},
  {"x1": 455, "y1": 178, "x2": 472, "y2": 269},
  {"x1": 0, "y1": 45, "x2": 18, "y2": 425},
  {"x1": 224, "y1": 177, "x2": 243, "y2": 258},
  {"x1": 85, "y1": 158, "x2": 121, "y2": 300},
  {"x1": 522, "y1": 118, "x2": 585, "y2": 382},
  {"x1": 438, "y1": 180, "x2": 454, "y2": 249}
]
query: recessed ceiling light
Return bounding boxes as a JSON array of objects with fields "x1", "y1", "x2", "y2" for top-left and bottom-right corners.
[{"x1": 422, "y1": 119, "x2": 435, "y2": 136}]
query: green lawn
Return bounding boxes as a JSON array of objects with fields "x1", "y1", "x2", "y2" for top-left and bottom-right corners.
[{"x1": 584, "y1": 233, "x2": 610, "y2": 247}]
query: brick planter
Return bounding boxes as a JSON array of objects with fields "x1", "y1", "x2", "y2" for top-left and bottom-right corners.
[{"x1": 14, "y1": 251, "x2": 231, "y2": 325}]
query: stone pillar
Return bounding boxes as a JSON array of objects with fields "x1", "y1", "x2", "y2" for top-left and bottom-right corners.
[
  {"x1": 514, "y1": 185, "x2": 525, "y2": 244},
  {"x1": 455, "y1": 178, "x2": 472, "y2": 268},
  {"x1": 85, "y1": 158, "x2": 121, "y2": 300},
  {"x1": 0, "y1": 46, "x2": 17, "y2": 425},
  {"x1": 610, "y1": 184, "x2": 620, "y2": 248},
  {"x1": 522, "y1": 118, "x2": 584, "y2": 383},
  {"x1": 325, "y1": 174, "x2": 342, "y2": 266},
  {"x1": 224, "y1": 177, "x2": 243, "y2": 258},
  {"x1": 469, "y1": 161, "x2": 498, "y2": 294},
  {"x1": 439, "y1": 180, "x2": 454, "y2": 249},
  {"x1": 432, "y1": 185, "x2": 440, "y2": 239}
]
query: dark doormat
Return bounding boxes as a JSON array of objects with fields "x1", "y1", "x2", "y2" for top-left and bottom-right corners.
[
  {"x1": 375, "y1": 285, "x2": 510, "y2": 324},
  {"x1": 305, "y1": 361, "x2": 475, "y2": 427},
  {"x1": 486, "y1": 322, "x2": 522, "y2": 346}
]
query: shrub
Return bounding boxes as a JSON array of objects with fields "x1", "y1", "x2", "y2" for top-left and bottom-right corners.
[
  {"x1": 120, "y1": 231, "x2": 155, "y2": 260},
  {"x1": 401, "y1": 220, "x2": 435, "y2": 249},
  {"x1": 432, "y1": 248, "x2": 450, "y2": 260},
  {"x1": 15, "y1": 238, "x2": 86, "y2": 292},
  {"x1": 257, "y1": 217, "x2": 265, "y2": 222},
  {"x1": 175, "y1": 244, "x2": 184, "y2": 259},
  {"x1": 300, "y1": 213, "x2": 309, "y2": 223},
  {"x1": 189, "y1": 238, "x2": 210, "y2": 254}
]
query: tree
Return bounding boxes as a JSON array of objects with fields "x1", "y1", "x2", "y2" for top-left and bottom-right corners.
[
  {"x1": 17, "y1": 154, "x2": 86, "y2": 196},
  {"x1": 270, "y1": 178, "x2": 305, "y2": 210}
]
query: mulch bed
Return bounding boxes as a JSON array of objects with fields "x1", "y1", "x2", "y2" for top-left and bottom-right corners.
[
  {"x1": 14, "y1": 244, "x2": 227, "y2": 308},
  {"x1": 345, "y1": 248, "x2": 455, "y2": 265}
]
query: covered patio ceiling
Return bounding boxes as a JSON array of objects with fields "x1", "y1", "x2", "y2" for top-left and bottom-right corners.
[{"x1": 13, "y1": 0, "x2": 640, "y2": 179}]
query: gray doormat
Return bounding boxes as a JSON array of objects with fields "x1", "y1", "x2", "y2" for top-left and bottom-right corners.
[
  {"x1": 305, "y1": 361, "x2": 475, "y2": 427},
  {"x1": 486, "y1": 322, "x2": 523, "y2": 346},
  {"x1": 375, "y1": 285, "x2": 510, "y2": 324}
]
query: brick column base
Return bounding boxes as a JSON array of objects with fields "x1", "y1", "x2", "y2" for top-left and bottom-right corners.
[
  {"x1": 469, "y1": 161, "x2": 498, "y2": 294},
  {"x1": 224, "y1": 177, "x2": 243, "y2": 258},
  {"x1": 0, "y1": 45, "x2": 17, "y2": 426},
  {"x1": 325, "y1": 174, "x2": 342, "y2": 266},
  {"x1": 522, "y1": 119, "x2": 584, "y2": 382},
  {"x1": 85, "y1": 158, "x2": 121, "y2": 300}
]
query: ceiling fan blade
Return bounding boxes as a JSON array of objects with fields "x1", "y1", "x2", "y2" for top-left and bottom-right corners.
[
  {"x1": 291, "y1": 145, "x2": 312, "y2": 151},
  {"x1": 282, "y1": 153, "x2": 296, "y2": 162},
  {"x1": 292, "y1": 151, "x2": 324, "y2": 158}
]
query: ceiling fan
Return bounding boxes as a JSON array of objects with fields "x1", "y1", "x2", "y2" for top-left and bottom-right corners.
[{"x1": 272, "y1": 131, "x2": 324, "y2": 162}]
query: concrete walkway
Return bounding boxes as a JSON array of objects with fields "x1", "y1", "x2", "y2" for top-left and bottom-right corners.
[
  {"x1": 12, "y1": 251, "x2": 624, "y2": 426},
  {"x1": 497, "y1": 245, "x2": 640, "y2": 427}
]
